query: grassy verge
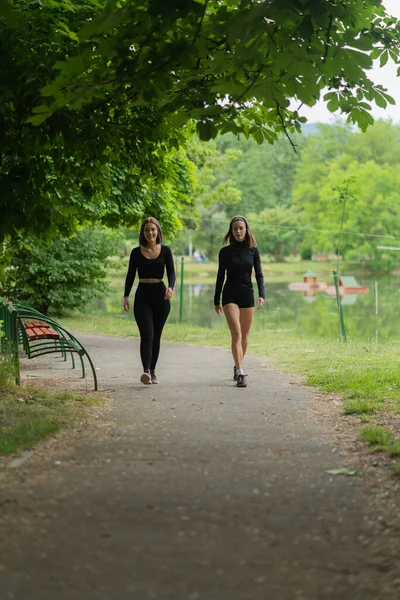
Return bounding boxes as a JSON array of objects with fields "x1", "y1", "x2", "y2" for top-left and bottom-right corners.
[
  {"x1": 0, "y1": 357, "x2": 102, "y2": 456},
  {"x1": 59, "y1": 314, "x2": 400, "y2": 475},
  {"x1": 360, "y1": 425, "x2": 400, "y2": 456}
]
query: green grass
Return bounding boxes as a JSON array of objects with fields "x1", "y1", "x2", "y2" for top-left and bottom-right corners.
[
  {"x1": 361, "y1": 425, "x2": 394, "y2": 448},
  {"x1": 360, "y1": 425, "x2": 400, "y2": 465},
  {"x1": 267, "y1": 340, "x2": 400, "y2": 416},
  {"x1": 0, "y1": 420, "x2": 61, "y2": 455},
  {"x1": 388, "y1": 440, "x2": 400, "y2": 457},
  {"x1": 0, "y1": 355, "x2": 102, "y2": 455},
  {"x1": 391, "y1": 464, "x2": 400, "y2": 477}
]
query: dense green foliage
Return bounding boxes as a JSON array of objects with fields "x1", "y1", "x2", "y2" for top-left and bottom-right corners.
[
  {"x1": 249, "y1": 206, "x2": 303, "y2": 262},
  {"x1": 293, "y1": 121, "x2": 400, "y2": 270},
  {"x1": 32, "y1": 0, "x2": 400, "y2": 138},
  {"x1": 1, "y1": 228, "x2": 120, "y2": 314},
  {"x1": 187, "y1": 132, "x2": 304, "y2": 258},
  {"x1": 0, "y1": 0, "x2": 196, "y2": 247},
  {"x1": 177, "y1": 136, "x2": 242, "y2": 255},
  {"x1": 215, "y1": 134, "x2": 305, "y2": 215},
  {"x1": 187, "y1": 121, "x2": 400, "y2": 270},
  {"x1": 1, "y1": 0, "x2": 399, "y2": 246},
  {"x1": 1, "y1": 0, "x2": 400, "y2": 299}
]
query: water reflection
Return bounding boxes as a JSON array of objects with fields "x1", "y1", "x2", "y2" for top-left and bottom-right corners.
[{"x1": 90, "y1": 277, "x2": 400, "y2": 341}]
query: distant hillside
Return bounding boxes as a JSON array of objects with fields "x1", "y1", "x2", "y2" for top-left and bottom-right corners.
[{"x1": 301, "y1": 122, "x2": 322, "y2": 136}]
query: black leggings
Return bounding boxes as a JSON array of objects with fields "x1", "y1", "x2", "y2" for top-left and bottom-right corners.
[{"x1": 134, "y1": 282, "x2": 171, "y2": 371}]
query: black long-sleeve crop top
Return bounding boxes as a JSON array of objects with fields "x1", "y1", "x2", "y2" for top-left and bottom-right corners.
[
  {"x1": 124, "y1": 245, "x2": 176, "y2": 297},
  {"x1": 214, "y1": 242, "x2": 265, "y2": 306}
]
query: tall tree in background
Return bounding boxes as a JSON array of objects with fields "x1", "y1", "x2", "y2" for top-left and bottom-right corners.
[
  {"x1": 293, "y1": 122, "x2": 400, "y2": 271},
  {"x1": 248, "y1": 206, "x2": 303, "y2": 262},
  {"x1": 180, "y1": 137, "x2": 242, "y2": 258},
  {"x1": 215, "y1": 133, "x2": 305, "y2": 215}
]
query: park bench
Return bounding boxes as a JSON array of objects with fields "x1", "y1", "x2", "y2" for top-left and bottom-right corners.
[{"x1": 0, "y1": 299, "x2": 98, "y2": 391}]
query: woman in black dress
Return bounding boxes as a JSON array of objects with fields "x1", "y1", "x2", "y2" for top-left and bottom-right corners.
[{"x1": 214, "y1": 216, "x2": 265, "y2": 388}]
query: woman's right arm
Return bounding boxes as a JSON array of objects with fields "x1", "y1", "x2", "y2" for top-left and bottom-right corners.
[
  {"x1": 123, "y1": 249, "x2": 138, "y2": 311},
  {"x1": 213, "y1": 249, "x2": 225, "y2": 312}
]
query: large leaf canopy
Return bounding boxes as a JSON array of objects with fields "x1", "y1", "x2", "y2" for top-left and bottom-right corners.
[
  {"x1": 0, "y1": 0, "x2": 194, "y2": 244},
  {"x1": 32, "y1": 0, "x2": 400, "y2": 139},
  {"x1": 0, "y1": 0, "x2": 399, "y2": 245}
]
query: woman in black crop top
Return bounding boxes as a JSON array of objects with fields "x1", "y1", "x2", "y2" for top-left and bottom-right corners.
[
  {"x1": 214, "y1": 216, "x2": 265, "y2": 388},
  {"x1": 123, "y1": 217, "x2": 175, "y2": 385}
]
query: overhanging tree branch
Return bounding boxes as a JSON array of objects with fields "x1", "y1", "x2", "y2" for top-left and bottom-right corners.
[{"x1": 276, "y1": 104, "x2": 297, "y2": 153}]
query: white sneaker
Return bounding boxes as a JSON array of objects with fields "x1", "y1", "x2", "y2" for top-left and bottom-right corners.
[{"x1": 140, "y1": 371, "x2": 151, "y2": 385}]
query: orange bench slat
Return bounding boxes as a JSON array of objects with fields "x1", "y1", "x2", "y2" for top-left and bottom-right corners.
[
  {"x1": 24, "y1": 320, "x2": 47, "y2": 328},
  {"x1": 32, "y1": 327, "x2": 48, "y2": 339},
  {"x1": 24, "y1": 328, "x2": 39, "y2": 340},
  {"x1": 22, "y1": 321, "x2": 59, "y2": 339},
  {"x1": 44, "y1": 328, "x2": 59, "y2": 339}
]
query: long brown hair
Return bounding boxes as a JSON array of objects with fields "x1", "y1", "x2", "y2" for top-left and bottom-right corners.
[
  {"x1": 139, "y1": 217, "x2": 163, "y2": 246},
  {"x1": 223, "y1": 216, "x2": 257, "y2": 247}
]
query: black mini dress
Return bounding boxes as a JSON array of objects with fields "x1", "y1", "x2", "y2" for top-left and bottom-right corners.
[{"x1": 214, "y1": 242, "x2": 265, "y2": 309}]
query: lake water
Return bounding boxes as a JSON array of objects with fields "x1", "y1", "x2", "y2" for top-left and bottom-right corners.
[{"x1": 92, "y1": 276, "x2": 400, "y2": 342}]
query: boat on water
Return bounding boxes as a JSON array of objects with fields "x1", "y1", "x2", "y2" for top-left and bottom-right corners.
[
  {"x1": 325, "y1": 275, "x2": 369, "y2": 296},
  {"x1": 288, "y1": 270, "x2": 328, "y2": 292},
  {"x1": 288, "y1": 281, "x2": 328, "y2": 291}
]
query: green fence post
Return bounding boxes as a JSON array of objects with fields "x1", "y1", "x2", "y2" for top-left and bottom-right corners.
[
  {"x1": 0, "y1": 300, "x2": 21, "y2": 384},
  {"x1": 11, "y1": 309, "x2": 20, "y2": 385},
  {"x1": 333, "y1": 270, "x2": 347, "y2": 342},
  {"x1": 179, "y1": 256, "x2": 184, "y2": 324}
]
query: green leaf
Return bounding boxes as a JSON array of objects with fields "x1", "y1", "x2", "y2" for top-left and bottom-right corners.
[
  {"x1": 79, "y1": 8, "x2": 127, "y2": 37},
  {"x1": 327, "y1": 95, "x2": 339, "y2": 113},
  {"x1": 31, "y1": 105, "x2": 51, "y2": 115},
  {"x1": 197, "y1": 121, "x2": 217, "y2": 141},
  {"x1": 374, "y1": 93, "x2": 387, "y2": 109},
  {"x1": 370, "y1": 48, "x2": 381, "y2": 60},
  {"x1": 250, "y1": 127, "x2": 264, "y2": 145},
  {"x1": 326, "y1": 468, "x2": 358, "y2": 476},
  {"x1": 380, "y1": 50, "x2": 389, "y2": 67},
  {"x1": 26, "y1": 114, "x2": 49, "y2": 126},
  {"x1": 0, "y1": 0, "x2": 18, "y2": 25}
]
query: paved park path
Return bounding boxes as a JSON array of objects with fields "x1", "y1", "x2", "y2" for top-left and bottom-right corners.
[{"x1": 0, "y1": 334, "x2": 399, "y2": 600}]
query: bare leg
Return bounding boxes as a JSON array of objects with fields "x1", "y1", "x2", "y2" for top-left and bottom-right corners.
[
  {"x1": 239, "y1": 307, "x2": 255, "y2": 360},
  {"x1": 223, "y1": 304, "x2": 243, "y2": 369}
]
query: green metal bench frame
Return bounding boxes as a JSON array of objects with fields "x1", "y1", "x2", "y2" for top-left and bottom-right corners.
[{"x1": 0, "y1": 300, "x2": 98, "y2": 391}]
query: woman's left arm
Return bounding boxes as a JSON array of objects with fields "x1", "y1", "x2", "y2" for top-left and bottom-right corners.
[
  {"x1": 254, "y1": 248, "x2": 265, "y2": 310},
  {"x1": 164, "y1": 247, "x2": 176, "y2": 300}
]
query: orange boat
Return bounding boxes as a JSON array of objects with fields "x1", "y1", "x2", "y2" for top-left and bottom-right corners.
[{"x1": 325, "y1": 276, "x2": 368, "y2": 297}]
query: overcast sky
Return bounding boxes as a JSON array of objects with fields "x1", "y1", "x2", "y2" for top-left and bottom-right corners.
[{"x1": 298, "y1": 0, "x2": 400, "y2": 123}]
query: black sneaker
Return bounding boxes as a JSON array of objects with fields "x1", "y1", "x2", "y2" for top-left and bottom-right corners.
[
  {"x1": 150, "y1": 371, "x2": 159, "y2": 384},
  {"x1": 233, "y1": 366, "x2": 238, "y2": 381},
  {"x1": 236, "y1": 374, "x2": 247, "y2": 388}
]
